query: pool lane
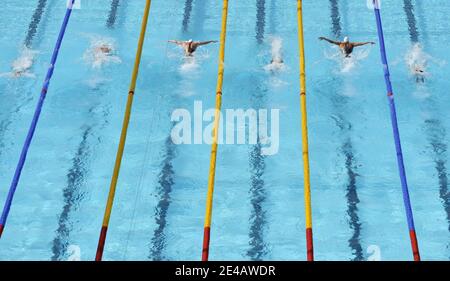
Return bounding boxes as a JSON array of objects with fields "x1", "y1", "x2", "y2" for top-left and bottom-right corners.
[
  {"x1": 328, "y1": 0, "x2": 364, "y2": 261},
  {"x1": 51, "y1": 0, "x2": 126, "y2": 261}
]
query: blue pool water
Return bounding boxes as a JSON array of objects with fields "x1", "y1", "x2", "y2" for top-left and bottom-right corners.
[{"x1": 0, "y1": 0, "x2": 449, "y2": 261}]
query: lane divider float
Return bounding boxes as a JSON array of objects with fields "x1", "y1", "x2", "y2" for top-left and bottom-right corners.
[
  {"x1": 0, "y1": 0, "x2": 77, "y2": 238},
  {"x1": 296, "y1": 0, "x2": 314, "y2": 261},
  {"x1": 202, "y1": 0, "x2": 229, "y2": 262},
  {"x1": 95, "y1": 0, "x2": 153, "y2": 261},
  {"x1": 372, "y1": 0, "x2": 420, "y2": 261}
]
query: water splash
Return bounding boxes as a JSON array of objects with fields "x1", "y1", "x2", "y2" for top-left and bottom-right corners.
[
  {"x1": 412, "y1": 82, "x2": 430, "y2": 99},
  {"x1": 405, "y1": 43, "x2": 430, "y2": 82},
  {"x1": 325, "y1": 47, "x2": 370, "y2": 74},
  {"x1": 177, "y1": 49, "x2": 210, "y2": 75},
  {"x1": 84, "y1": 76, "x2": 111, "y2": 89},
  {"x1": 0, "y1": 47, "x2": 38, "y2": 78},
  {"x1": 264, "y1": 36, "x2": 285, "y2": 72},
  {"x1": 179, "y1": 56, "x2": 200, "y2": 73},
  {"x1": 267, "y1": 77, "x2": 288, "y2": 89},
  {"x1": 263, "y1": 36, "x2": 288, "y2": 89},
  {"x1": 82, "y1": 35, "x2": 121, "y2": 69}
]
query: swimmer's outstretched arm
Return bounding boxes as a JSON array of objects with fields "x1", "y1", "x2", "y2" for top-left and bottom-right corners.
[
  {"x1": 195, "y1": 40, "x2": 218, "y2": 46},
  {"x1": 168, "y1": 40, "x2": 184, "y2": 46},
  {"x1": 352, "y1": 41, "x2": 375, "y2": 47},
  {"x1": 318, "y1": 37, "x2": 340, "y2": 45}
]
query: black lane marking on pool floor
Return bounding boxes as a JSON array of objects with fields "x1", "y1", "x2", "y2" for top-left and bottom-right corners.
[
  {"x1": 106, "y1": 0, "x2": 121, "y2": 29},
  {"x1": 330, "y1": 0, "x2": 342, "y2": 39},
  {"x1": 247, "y1": 141, "x2": 268, "y2": 261},
  {"x1": 149, "y1": 133, "x2": 177, "y2": 261},
  {"x1": 52, "y1": 127, "x2": 92, "y2": 261},
  {"x1": 342, "y1": 140, "x2": 363, "y2": 260},
  {"x1": 255, "y1": 0, "x2": 266, "y2": 45},
  {"x1": 25, "y1": 0, "x2": 48, "y2": 48},
  {"x1": 182, "y1": 0, "x2": 194, "y2": 33},
  {"x1": 247, "y1": 1, "x2": 269, "y2": 261},
  {"x1": 425, "y1": 119, "x2": 450, "y2": 234},
  {"x1": 403, "y1": 0, "x2": 419, "y2": 44}
]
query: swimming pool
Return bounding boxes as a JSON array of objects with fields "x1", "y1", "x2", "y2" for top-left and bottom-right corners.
[{"x1": 0, "y1": 0, "x2": 449, "y2": 261}]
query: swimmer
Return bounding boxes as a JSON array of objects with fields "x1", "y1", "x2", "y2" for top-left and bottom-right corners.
[
  {"x1": 11, "y1": 49, "x2": 35, "y2": 78},
  {"x1": 265, "y1": 59, "x2": 285, "y2": 73},
  {"x1": 168, "y1": 39, "x2": 218, "y2": 56},
  {"x1": 412, "y1": 64, "x2": 425, "y2": 83},
  {"x1": 83, "y1": 39, "x2": 121, "y2": 69},
  {"x1": 95, "y1": 44, "x2": 113, "y2": 55},
  {"x1": 13, "y1": 70, "x2": 25, "y2": 77},
  {"x1": 319, "y1": 36, "x2": 375, "y2": 57},
  {"x1": 267, "y1": 56, "x2": 284, "y2": 72},
  {"x1": 266, "y1": 37, "x2": 285, "y2": 72},
  {"x1": 270, "y1": 57, "x2": 284, "y2": 64}
]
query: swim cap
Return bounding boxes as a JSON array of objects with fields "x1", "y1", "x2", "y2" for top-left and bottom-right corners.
[
  {"x1": 343, "y1": 36, "x2": 349, "y2": 43},
  {"x1": 188, "y1": 39, "x2": 193, "y2": 43}
]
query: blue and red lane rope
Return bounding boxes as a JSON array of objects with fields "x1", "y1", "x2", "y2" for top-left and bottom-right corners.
[
  {"x1": 372, "y1": 0, "x2": 420, "y2": 261},
  {"x1": 0, "y1": 0, "x2": 76, "y2": 238}
]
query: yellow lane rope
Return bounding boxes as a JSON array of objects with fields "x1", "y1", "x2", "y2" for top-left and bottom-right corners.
[
  {"x1": 202, "y1": 0, "x2": 229, "y2": 261},
  {"x1": 297, "y1": 0, "x2": 314, "y2": 261},
  {"x1": 95, "y1": 0, "x2": 152, "y2": 261}
]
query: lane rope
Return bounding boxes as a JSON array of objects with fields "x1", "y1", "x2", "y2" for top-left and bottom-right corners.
[
  {"x1": 0, "y1": 0, "x2": 77, "y2": 238},
  {"x1": 202, "y1": 0, "x2": 229, "y2": 262},
  {"x1": 95, "y1": 0, "x2": 153, "y2": 261},
  {"x1": 372, "y1": 0, "x2": 420, "y2": 261},
  {"x1": 297, "y1": 0, "x2": 314, "y2": 261}
]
